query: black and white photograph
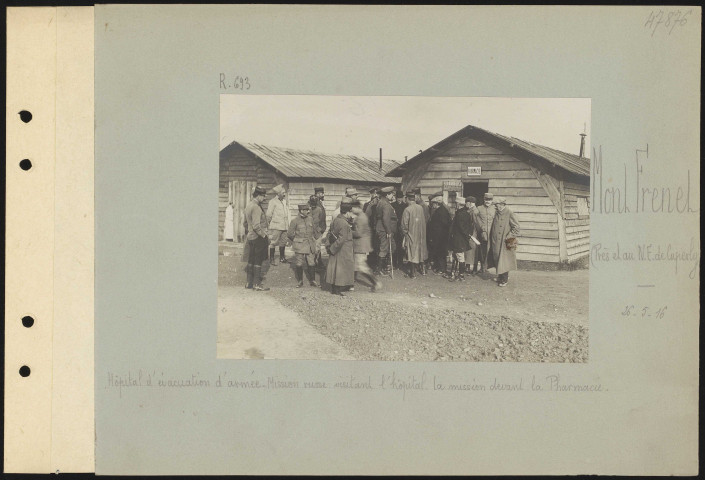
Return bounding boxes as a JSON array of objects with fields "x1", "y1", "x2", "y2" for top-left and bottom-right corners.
[{"x1": 217, "y1": 96, "x2": 591, "y2": 362}]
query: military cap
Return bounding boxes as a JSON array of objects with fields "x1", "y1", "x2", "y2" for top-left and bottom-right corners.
[
  {"x1": 380, "y1": 186, "x2": 395, "y2": 194},
  {"x1": 345, "y1": 187, "x2": 359, "y2": 196},
  {"x1": 314, "y1": 186, "x2": 325, "y2": 193},
  {"x1": 298, "y1": 203, "x2": 310, "y2": 210},
  {"x1": 484, "y1": 192, "x2": 494, "y2": 200},
  {"x1": 431, "y1": 195, "x2": 443, "y2": 203},
  {"x1": 340, "y1": 203, "x2": 353, "y2": 213},
  {"x1": 405, "y1": 191, "x2": 416, "y2": 199},
  {"x1": 465, "y1": 196, "x2": 477, "y2": 204},
  {"x1": 494, "y1": 196, "x2": 507, "y2": 205},
  {"x1": 432, "y1": 191, "x2": 443, "y2": 198},
  {"x1": 253, "y1": 186, "x2": 267, "y2": 197}
]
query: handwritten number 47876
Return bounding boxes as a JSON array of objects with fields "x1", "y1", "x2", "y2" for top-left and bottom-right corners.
[{"x1": 645, "y1": 10, "x2": 692, "y2": 36}]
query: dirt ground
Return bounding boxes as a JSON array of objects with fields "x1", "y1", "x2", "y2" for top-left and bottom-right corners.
[{"x1": 218, "y1": 245, "x2": 588, "y2": 363}]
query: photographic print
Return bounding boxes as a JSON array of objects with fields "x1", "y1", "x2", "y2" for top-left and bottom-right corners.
[{"x1": 217, "y1": 96, "x2": 591, "y2": 362}]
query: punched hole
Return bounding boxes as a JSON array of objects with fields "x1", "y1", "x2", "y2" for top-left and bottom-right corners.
[
  {"x1": 19, "y1": 159, "x2": 32, "y2": 171},
  {"x1": 19, "y1": 110, "x2": 32, "y2": 123},
  {"x1": 19, "y1": 366, "x2": 31, "y2": 377},
  {"x1": 22, "y1": 316, "x2": 35, "y2": 328}
]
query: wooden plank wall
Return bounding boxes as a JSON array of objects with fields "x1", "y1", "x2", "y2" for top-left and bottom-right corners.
[
  {"x1": 564, "y1": 180, "x2": 590, "y2": 261},
  {"x1": 404, "y1": 137, "x2": 561, "y2": 264},
  {"x1": 218, "y1": 145, "x2": 285, "y2": 240}
]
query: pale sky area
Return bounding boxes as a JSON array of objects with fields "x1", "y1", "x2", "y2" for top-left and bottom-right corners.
[{"x1": 220, "y1": 96, "x2": 591, "y2": 163}]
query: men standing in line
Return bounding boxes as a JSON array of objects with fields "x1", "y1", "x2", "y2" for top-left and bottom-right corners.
[
  {"x1": 400, "y1": 191, "x2": 428, "y2": 278},
  {"x1": 243, "y1": 186, "x2": 270, "y2": 291},
  {"x1": 392, "y1": 190, "x2": 408, "y2": 269},
  {"x1": 351, "y1": 200, "x2": 381, "y2": 292},
  {"x1": 363, "y1": 187, "x2": 380, "y2": 272},
  {"x1": 311, "y1": 187, "x2": 327, "y2": 270},
  {"x1": 447, "y1": 196, "x2": 475, "y2": 281},
  {"x1": 326, "y1": 200, "x2": 355, "y2": 296},
  {"x1": 375, "y1": 186, "x2": 398, "y2": 277},
  {"x1": 427, "y1": 193, "x2": 451, "y2": 275},
  {"x1": 473, "y1": 192, "x2": 496, "y2": 275},
  {"x1": 266, "y1": 184, "x2": 290, "y2": 266},
  {"x1": 287, "y1": 203, "x2": 321, "y2": 288},
  {"x1": 488, "y1": 197, "x2": 520, "y2": 287}
]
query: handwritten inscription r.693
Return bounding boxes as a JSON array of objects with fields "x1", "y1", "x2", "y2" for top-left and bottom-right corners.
[{"x1": 644, "y1": 9, "x2": 692, "y2": 36}]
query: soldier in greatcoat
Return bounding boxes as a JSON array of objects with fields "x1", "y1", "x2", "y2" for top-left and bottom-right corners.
[
  {"x1": 487, "y1": 196, "x2": 520, "y2": 287},
  {"x1": 375, "y1": 186, "x2": 398, "y2": 277},
  {"x1": 447, "y1": 196, "x2": 475, "y2": 281},
  {"x1": 326, "y1": 202, "x2": 355, "y2": 296},
  {"x1": 351, "y1": 200, "x2": 381, "y2": 292},
  {"x1": 392, "y1": 190, "x2": 408, "y2": 269},
  {"x1": 427, "y1": 194, "x2": 451, "y2": 275},
  {"x1": 310, "y1": 186, "x2": 327, "y2": 269},
  {"x1": 363, "y1": 187, "x2": 380, "y2": 271},
  {"x1": 287, "y1": 203, "x2": 321, "y2": 288},
  {"x1": 400, "y1": 191, "x2": 428, "y2": 278},
  {"x1": 243, "y1": 186, "x2": 270, "y2": 291},
  {"x1": 473, "y1": 192, "x2": 496, "y2": 275}
]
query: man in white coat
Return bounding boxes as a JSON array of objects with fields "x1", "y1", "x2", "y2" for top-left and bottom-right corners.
[{"x1": 266, "y1": 184, "x2": 291, "y2": 266}]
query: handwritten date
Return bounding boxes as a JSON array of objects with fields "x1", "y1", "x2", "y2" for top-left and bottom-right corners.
[
  {"x1": 644, "y1": 9, "x2": 692, "y2": 37},
  {"x1": 621, "y1": 305, "x2": 668, "y2": 319}
]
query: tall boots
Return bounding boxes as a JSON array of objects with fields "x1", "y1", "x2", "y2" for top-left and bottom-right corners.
[
  {"x1": 380, "y1": 256, "x2": 391, "y2": 277},
  {"x1": 245, "y1": 264, "x2": 254, "y2": 289},
  {"x1": 252, "y1": 265, "x2": 270, "y2": 291},
  {"x1": 295, "y1": 266, "x2": 304, "y2": 287},
  {"x1": 270, "y1": 247, "x2": 278, "y2": 266},
  {"x1": 279, "y1": 247, "x2": 288, "y2": 264},
  {"x1": 408, "y1": 262, "x2": 416, "y2": 278}
]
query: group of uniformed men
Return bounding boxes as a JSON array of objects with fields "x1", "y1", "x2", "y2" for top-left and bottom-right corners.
[{"x1": 242, "y1": 183, "x2": 520, "y2": 295}]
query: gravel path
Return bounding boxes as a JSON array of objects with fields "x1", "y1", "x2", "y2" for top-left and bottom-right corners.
[{"x1": 219, "y1": 249, "x2": 589, "y2": 363}]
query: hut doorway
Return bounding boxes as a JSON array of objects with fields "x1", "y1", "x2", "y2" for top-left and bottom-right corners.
[{"x1": 463, "y1": 181, "x2": 489, "y2": 203}]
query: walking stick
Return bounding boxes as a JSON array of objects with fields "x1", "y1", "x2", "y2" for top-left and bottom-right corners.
[{"x1": 388, "y1": 235, "x2": 394, "y2": 279}]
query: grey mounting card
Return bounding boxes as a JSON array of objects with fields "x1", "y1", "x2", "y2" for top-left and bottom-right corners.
[{"x1": 86, "y1": 4, "x2": 697, "y2": 476}]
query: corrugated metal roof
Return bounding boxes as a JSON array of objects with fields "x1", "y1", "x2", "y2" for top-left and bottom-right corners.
[
  {"x1": 231, "y1": 142, "x2": 401, "y2": 183},
  {"x1": 386, "y1": 125, "x2": 590, "y2": 178}
]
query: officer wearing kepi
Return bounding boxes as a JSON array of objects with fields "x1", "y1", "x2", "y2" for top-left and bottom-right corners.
[
  {"x1": 310, "y1": 186, "x2": 327, "y2": 269},
  {"x1": 375, "y1": 186, "x2": 398, "y2": 277},
  {"x1": 473, "y1": 192, "x2": 496, "y2": 275},
  {"x1": 287, "y1": 203, "x2": 322, "y2": 288}
]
